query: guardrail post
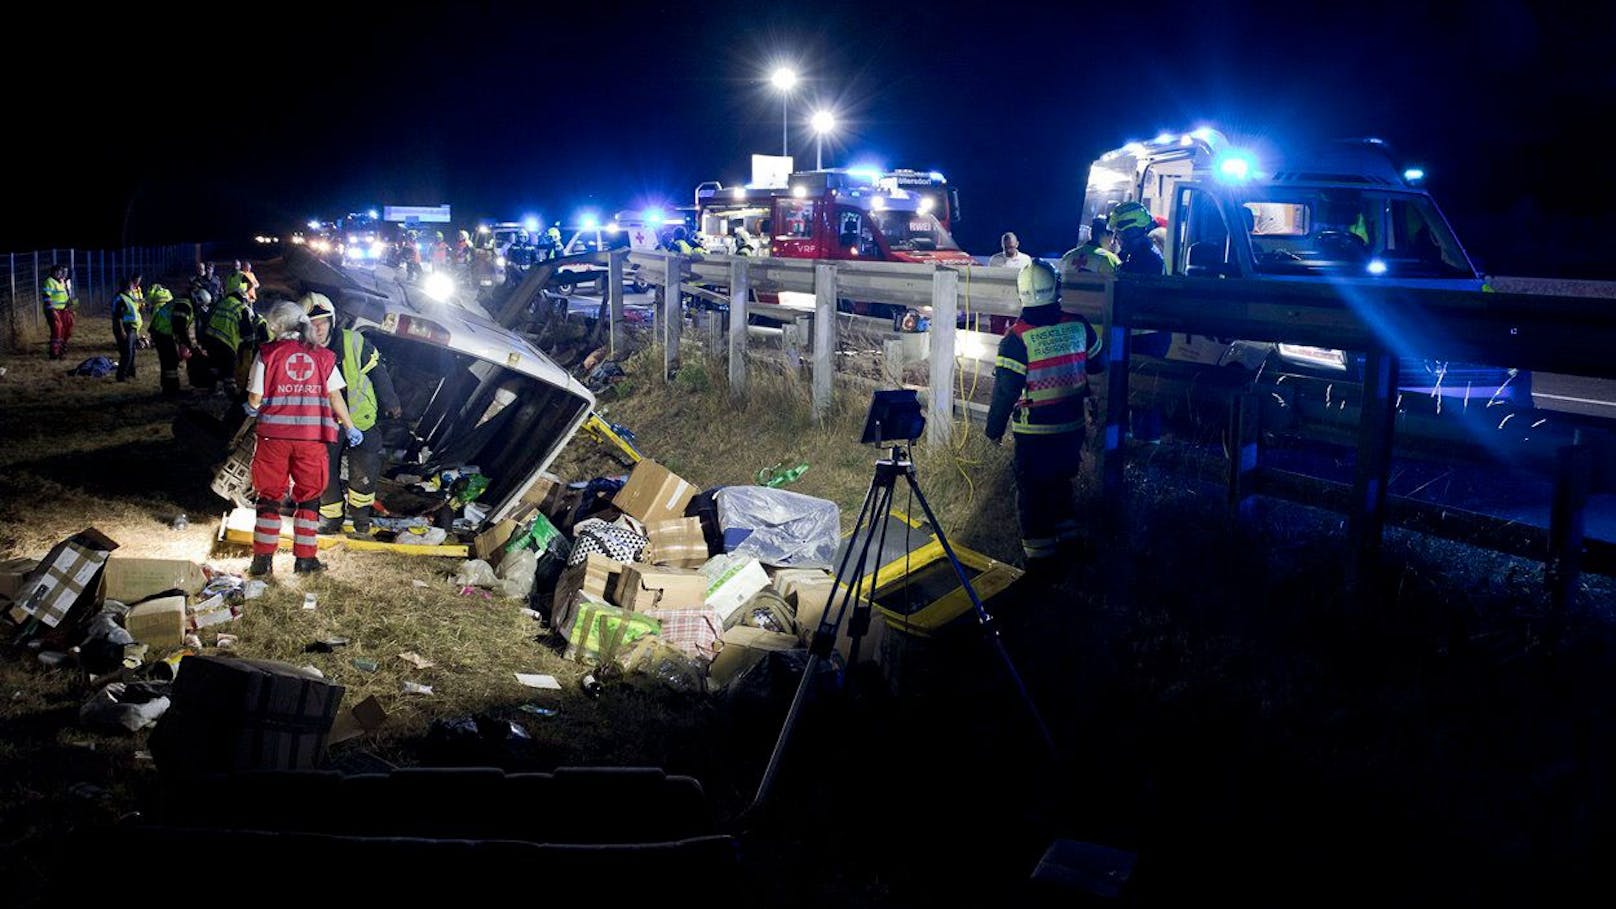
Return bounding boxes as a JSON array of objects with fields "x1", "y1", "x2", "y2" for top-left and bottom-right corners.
[
  {"x1": 662, "y1": 253, "x2": 682, "y2": 382},
  {"x1": 883, "y1": 339, "x2": 904, "y2": 385},
  {"x1": 927, "y1": 267, "x2": 958, "y2": 446},
  {"x1": 1100, "y1": 278, "x2": 1129, "y2": 514},
  {"x1": 783, "y1": 320, "x2": 804, "y2": 370},
  {"x1": 1228, "y1": 392, "x2": 1262, "y2": 524},
  {"x1": 1547, "y1": 437, "x2": 1593, "y2": 615},
  {"x1": 729, "y1": 257, "x2": 749, "y2": 398},
  {"x1": 607, "y1": 249, "x2": 625, "y2": 357},
  {"x1": 1346, "y1": 349, "x2": 1399, "y2": 602},
  {"x1": 812, "y1": 263, "x2": 836, "y2": 420}
]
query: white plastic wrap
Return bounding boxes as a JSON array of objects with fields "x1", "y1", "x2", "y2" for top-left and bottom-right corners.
[
  {"x1": 454, "y1": 559, "x2": 500, "y2": 588},
  {"x1": 497, "y1": 548, "x2": 539, "y2": 599},
  {"x1": 715, "y1": 486, "x2": 841, "y2": 569}
]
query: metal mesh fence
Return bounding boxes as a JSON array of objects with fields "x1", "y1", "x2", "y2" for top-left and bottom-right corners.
[{"x1": 0, "y1": 245, "x2": 198, "y2": 350}]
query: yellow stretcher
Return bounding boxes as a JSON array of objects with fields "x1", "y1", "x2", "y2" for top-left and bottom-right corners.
[{"x1": 217, "y1": 508, "x2": 470, "y2": 558}]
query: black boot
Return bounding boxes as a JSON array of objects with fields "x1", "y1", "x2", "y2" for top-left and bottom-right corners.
[
  {"x1": 248, "y1": 554, "x2": 274, "y2": 577},
  {"x1": 316, "y1": 515, "x2": 345, "y2": 535},
  {"x1": 293, "y1": 557, "x2": 327, "y2": 574}
]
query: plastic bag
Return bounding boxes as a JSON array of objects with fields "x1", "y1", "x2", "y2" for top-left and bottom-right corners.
[
  {"x1": 453, "y1": 558, "x2": 500, "y2": 588},
  {"x1": 80, "y1": 681, "x2": 171, "y2": 733},
  {"x1": 725, "y1": 587, "x2": 797, "y2": 635},
  {"x1": 615, "y1": 637, "x2": 705, "y2": 694},
  {"x1": 497, "y1": 548, "x2": 539, "y2": 599},
  {"x1": 715, "y1": 486, "x2": 841, "y2": 569}
]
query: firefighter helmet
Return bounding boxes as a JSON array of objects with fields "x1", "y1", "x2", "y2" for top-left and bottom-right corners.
[
  {"x1": 147, "y1": 284, "x2": 174, "y2": 304},
  {"x1": 193, "y1": 288, "x2": 213, "y2": 308},
  {"x1": 301, "y1": 292, "x2": 335, "y2": 321},
  {"x1": 1107, "y1": 201, "x2": 1154, "y2": 236},
  {"x1": 1017, "y1": 258, "x2": 1061, "y2": 308}
]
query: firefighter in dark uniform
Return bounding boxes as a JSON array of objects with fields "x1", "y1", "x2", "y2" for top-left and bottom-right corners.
[
  {"x1": 985, "y1": 259, "x2": 1104, "y2": 567},
  {"x1": 146, "y1": 284, "x2": 196, "y2": 397},
  {"x1": 305, "y1": 294, "x2": 401, "y2": 535}
]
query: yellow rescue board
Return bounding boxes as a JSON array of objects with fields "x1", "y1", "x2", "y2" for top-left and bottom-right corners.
[{"x1": 218, "y1": 510, "x2": 469, "y2": 558}]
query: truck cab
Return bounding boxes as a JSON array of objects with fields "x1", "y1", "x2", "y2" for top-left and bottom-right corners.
[{"x1": 1083, "y1": 129, "x2": 1529, "y2": 403}]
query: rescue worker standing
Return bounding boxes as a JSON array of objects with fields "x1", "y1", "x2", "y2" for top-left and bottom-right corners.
[
  {"x1": 111, "y1": 274, "x2": 144, "y2": 383},
  {"x1": 985, "y1": 259, "x2": 1104, "y2": 568},
  {"x1": 40, "y1": 264, "x2": 76, "y2": 360},
  {"x1": 147, "y1": 284, "x2": 195, "y2": 396},
  {"x1": 1059, "y1": 217, "x2": 1121, "y2": 280},
  {"x1": 545, "y1": 223, "x2": 564, "y2": 260},
  {"x1": 1108, "y1": 201, "x2": 1169, "y2": 441},
  {"x1": 244, "y1": 301, "x2": 363, "y2": 577},
  {"x1": 200, "y1": 276, "x2": 258, "y2": 397},
  {"x1": 305, "y1": 294, "x2": 402, "y2": 536},
  {"x1": 671, "y1": 227, "x2": 703, "y2": 256}
]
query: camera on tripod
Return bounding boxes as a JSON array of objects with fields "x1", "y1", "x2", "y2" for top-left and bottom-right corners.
[{"x1": 861, "y1": 389, "x2": 926, "y2": 448}]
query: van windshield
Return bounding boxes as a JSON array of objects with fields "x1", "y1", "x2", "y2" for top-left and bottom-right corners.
[
  {"x1": 868, "y1": 210, "x2": 961, "y2": 252},
  {"x1": 1240, "y1": 188, "x2": 1474, "y2": 279}
]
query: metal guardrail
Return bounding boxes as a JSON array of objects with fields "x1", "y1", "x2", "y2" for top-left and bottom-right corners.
[{"x1": 619, "y1": 250, "x2": 1616, "y2": 608}]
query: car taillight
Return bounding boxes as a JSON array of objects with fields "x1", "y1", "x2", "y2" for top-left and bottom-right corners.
[{"x1": 396, "y1": 315, "x2": 451, "y2": 345}]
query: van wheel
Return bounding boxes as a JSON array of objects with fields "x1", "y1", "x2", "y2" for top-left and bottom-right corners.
[{"x1": 558, "y1": 281, "x2": 576, "y2": 296}]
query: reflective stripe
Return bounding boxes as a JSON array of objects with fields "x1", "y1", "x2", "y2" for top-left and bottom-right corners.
[
  {"x1": 257, "y1": 414, "x2": 330, "y2": 427},
  {"x1": 1022, "y1": 537, "x2": 1059, "y2": 557},
  {"x1": 341, "y1": 329, "x2": 380, "y2": 430},
  {"x1": 255, "y1": 517, "x2": 280, "y2": 530},
  {"x1": 319, "y1": 501, "x2": 345, "y2": 518},
  {"x1": 346, "y1": 490, "x2": 375, "y2": 506},
  {"x1": 1011, "y1": 419, "x2": 1083, "y2": 435},
  {"x1": 253, "y1": 532, "x2": 281, "y2": 545},
  {"x1": 260, "y1": 395, "x2": 329, "y2": 408},
  {"x1": 995, "y1": 356, "x2": 1027, "y2": 375},
  {"x1": 43, "y1": 277, "x2": 70, "y2": 309},
  {"x1": 293, "y1": 519, "x2": 320, "y2": 530}
]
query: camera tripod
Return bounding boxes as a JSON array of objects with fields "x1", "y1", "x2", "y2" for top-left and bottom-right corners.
[{"x1": 750, "y1": 441, "x2": 1056, "y2": 811}]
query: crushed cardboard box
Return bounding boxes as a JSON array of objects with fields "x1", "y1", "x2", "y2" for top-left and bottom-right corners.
[
  {"x1": 0, "y1": 558, "x2": 40, "y2": 602},
  {"x1": 471, "y1": 518, "x2": 522, "y2": 565},
  {"x1": 700, "y1": 553, "x2": 771, "y2": 624},
  {"x1": 614, "y1": 564, "x2": 708, "y2": 612},
  {"x1": 553, "y1": 553, "x2": 626, "y2": 619},
  {"x1": 14, "y1": 528, "x2": 118, "y2": 629},
  {"x1": 613, "y1": 460, "x2": 697, "y2": 526},
  {"x1": 708, "y1": 625, "x2": 802, "y2": 688}
]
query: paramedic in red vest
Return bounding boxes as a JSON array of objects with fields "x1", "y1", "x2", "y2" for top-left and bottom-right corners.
[
  {"x1": 985, "y1": 259, "x2": 1104, "y2": 569},
  {"x1": 243, "y1": 301, "x2": 363, "y2": 577}
]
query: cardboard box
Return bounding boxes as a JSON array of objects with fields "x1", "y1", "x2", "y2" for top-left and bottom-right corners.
[
  {"x1": 104, "y1": 557, "x2": 207, "y2": 604},
  {"x1": 561, "y1": 598, "x2": 661, "y2": 665},
  {"x1": 612, "y1": 460, "x2": 697, "y2": 526},
  {"x1": 471, "y1": 518, "x2": 522, "y2": 565},
  {"x1": 647, "y1": 517, "x2": 710, "y2": 568},
  {"x1": 520, "y1": 471, "x2": 566, "y2": 514},
  {"x1": 552, "y1": 552, "x2": 625, "y2": 619},
  {"x1": 0, "y1": 558, "x2": 40, "y2": 601},
  {"x1": 782, "y1": 575, "x2": 837, "y2": 644},
  {"x1": 149, "y1": 656, "x2": 344, "y2": 776},
  {"x1": 126, "y1": 595, "x2": 187, "y2": 648},
  {"x1": 14, "y1": 528, "x2": 118, "y2": 628},
  {"x1": 615, "y1": 564, "x2": 709, "y2": 613},
  {"x1": 699, "y1": 553, "x2": 771, "y2": 624},
  {"x1": 793, "y1": 586, "x2": 887, "y2": 666},
  {"x1": 708, "y1": 625, "x2": 802, "y2": 688}
]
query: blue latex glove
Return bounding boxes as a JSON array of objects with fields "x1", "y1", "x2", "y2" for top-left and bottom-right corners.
[
  {"x1": 345, "y1": 426, "x2": 364, "y2": 448},
  {"x1": 243, "y1": 402, "x2": 259, "y2": 418}
]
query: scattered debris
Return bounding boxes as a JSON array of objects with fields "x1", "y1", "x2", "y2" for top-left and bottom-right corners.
[
  {"x1": 302, "y1": 592, "x2": 318, "y2": 611},
  {"x1": 518, "y1": 704, "x2": 558, "y2": 717},
  {"x1": 515, "y1": 673, "x2": 561, "y2": 690},
  {"x1": 398, "y1": 651, "x2": 433, "y2": 669},
  {"x1": 402, "y1": 681, "x2": 434, "y2": 695},
  {"x1": 79, "y1": 681, "x2": 170, "y2": 733},
  {"x1": 351, "y1": 658, "x2": 379, "y2": 673},
  {"x1": 304, "y1": 637, "x2": 351, "y2": 653}
]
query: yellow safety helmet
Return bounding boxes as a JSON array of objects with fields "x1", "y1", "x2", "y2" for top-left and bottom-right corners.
[
  {"x1": 1017, "y1": 259, "x2": 1061, "y2": 308},
  {"x1": 1107, "y1": 201, "x2": 1155, "y2": 236},
  {"x1": 147, "y1": 284, "x2": 174, "y2": 304}
]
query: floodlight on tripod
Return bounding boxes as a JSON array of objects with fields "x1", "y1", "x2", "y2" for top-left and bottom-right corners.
[{"x1": 749, "y1": 389, "x2": 1055, "y2": 813}]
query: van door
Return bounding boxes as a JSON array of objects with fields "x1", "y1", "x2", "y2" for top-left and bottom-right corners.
[
  {"x1": 772, "y1": 198, "x2": 818, "y2": 259},
  {"x1": 1165, "y1": 186, "x2": 1253, "y2": 367}
]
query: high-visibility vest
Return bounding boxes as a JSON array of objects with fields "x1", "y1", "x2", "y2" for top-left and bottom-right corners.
[
  {"x1": 42, "y1": 276, "x2": 70, "y2": 310},
  {"x1": 204, "y1": 293, "x2": 249, "y2": 350},
  {"x1": 339, "y1": 329, "x2": 380, "y2": 431},
  {"x1": 150, "y1": 300, "x2": 174, "y2": 335},
  {"x1": 998, "y1": 315, "x2": 1099, "y2": 435},
  {"x1": 255, "y1": 340, "x2": 338, "y2": 443},
  {"x1": 115, "y1": 291, "x2": 143, "y2": 332},
  {"x1": 1060, "y1": 242, "x2": 1120, "y2": 277}
]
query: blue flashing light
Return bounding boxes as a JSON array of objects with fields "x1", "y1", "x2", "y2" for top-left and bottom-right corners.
[
  {"x1": 1215, "y1": 151, "x2": 1254, "y2": 181},
  {"x1": 1403, "y1": 167, "x2": 1425, "y2": 183},
  {"x1": 367, "y1": 209, "x2": 379, "y2": 220},
  {"x1": 307, "y1": 219, "x2": 321, "y2": 230},
  {"x1": 1367, "y1": 258, "x2": 1388, "y2": 275},
  {"x1": 523, "y1": 216, "x2": 540, "y2": 233},
  {"x1": 846, "y1": 166, "x2": 883, "y2": 183},
  {"x1": 579, "y1": 213, "x2": 599, "y2": 231},
  {"x1": 928, "y1": 171, "x2": 945, "y2": 182},
  {"x1": 643, "y1": 208, "x2": 665, "y2": 226}
]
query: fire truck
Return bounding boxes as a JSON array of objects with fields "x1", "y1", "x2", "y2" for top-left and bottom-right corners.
[{"x1": 1082, "y1": 127, "x2": 1529, "y2": 404}]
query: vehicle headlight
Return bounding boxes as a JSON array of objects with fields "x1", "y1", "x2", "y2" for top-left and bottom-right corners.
[
  {"x1": 495, "y1": 256, "x2": 507, "y2": 268},
  {"x1": 422, "y1": 272, "x2": 455, "y2": 302}
]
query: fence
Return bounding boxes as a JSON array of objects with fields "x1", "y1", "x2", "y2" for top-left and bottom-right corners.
[
  {"x1": 1, "y1": 244, "x2": 200, "y2": 351},
  {"x1": 605, "y1": 249, "x2": 1616, "y2": 609}
]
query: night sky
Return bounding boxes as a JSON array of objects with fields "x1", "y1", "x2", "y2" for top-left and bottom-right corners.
[{"x1": 12, "y1": 1, "x2": 1612, "y2": 278}]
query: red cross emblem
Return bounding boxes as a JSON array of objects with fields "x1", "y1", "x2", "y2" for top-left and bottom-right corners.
[{"x1": 285, "y1": 352, "x2": 316, "y2": 382}]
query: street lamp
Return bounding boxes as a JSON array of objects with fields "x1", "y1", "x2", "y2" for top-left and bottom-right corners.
[
  {"x1": 770, "y1": 67, "x2": 797, "y2": 158},
  {"x1": 811, "y1": 109, "x2": 836, "y2": 170}
]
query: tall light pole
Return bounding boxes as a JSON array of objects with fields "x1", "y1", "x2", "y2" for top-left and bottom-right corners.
[
  {"x1": 770, "y1": 67, "x2": 798, "y2": 158},
  {"x1": 811, "y1": 110, "x2": 836, "y2": 170}
]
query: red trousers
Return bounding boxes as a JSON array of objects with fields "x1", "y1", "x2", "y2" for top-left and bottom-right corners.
[
  {"x1": 251, "y1": 436, "x2": 331, "y2": 557},
  {"x1": 47, "y1": 309, "x2": 74, "y2": 359}
]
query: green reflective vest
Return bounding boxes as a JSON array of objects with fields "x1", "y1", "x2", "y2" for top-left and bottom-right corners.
[
  {"x1": 205, "y1": 293, "x2": 249, "y2": 350},
  {"x1": 115, "y1": 291, "x2": 143, "y2": 332},
  {"x1": 150, "y1": 300, "x2": 173, "y2": 335},
  {"x1": 340, "y1": 329, "x2": 380, "y2": 430},
  {"x1": 42, "y1": 276, "x2": 69, "y2": 310}
]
